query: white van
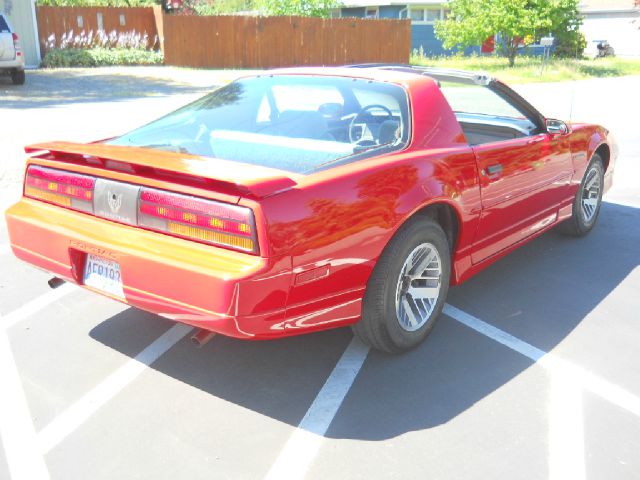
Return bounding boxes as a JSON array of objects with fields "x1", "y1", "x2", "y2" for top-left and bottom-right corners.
[{"x1": 0, "y1": 13, "x2": 25, "y2": 85}]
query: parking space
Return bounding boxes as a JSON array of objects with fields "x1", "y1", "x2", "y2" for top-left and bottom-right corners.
[{"x1": 1, "y1": 69, "x2": 639, "y2": 480}]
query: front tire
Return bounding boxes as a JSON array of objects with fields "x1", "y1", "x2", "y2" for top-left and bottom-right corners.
[
  {"x1": 352, "y1": 218, "x2": 451, "y2": 354},
  {"x1": 558, "y1": 153, "x2": 604, "y2": 237},
  {"x1": 11, "y1": 70, "x2": 25, "y2": 85}
]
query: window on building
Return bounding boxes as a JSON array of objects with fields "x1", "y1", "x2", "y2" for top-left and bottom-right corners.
[
  {"x1": 119, "y1": 14, "x2": 127, "y2": 26},
  {"x1": 403, "y1": 6, "x2": 447, "y2": 24},
  {"x1": 365, "y1": 7, "x2": 379, "y2": 19},
  {"x1": 97, "y1": 13, "x2": 104, "y2": 30},
  {"x1": 77, "y1": 15, "x2": 84, "y2": 29}
]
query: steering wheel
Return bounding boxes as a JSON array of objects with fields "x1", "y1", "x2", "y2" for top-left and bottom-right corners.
[{"x1": 348, "y1": 104, "x2": 393, "y2": 144}]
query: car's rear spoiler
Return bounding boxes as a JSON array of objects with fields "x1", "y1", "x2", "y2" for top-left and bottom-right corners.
[{"x1": 24, "y1": 141, "x2": 299, "y2": 199}]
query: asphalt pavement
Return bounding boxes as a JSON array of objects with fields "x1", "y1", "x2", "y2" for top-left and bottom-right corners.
[{"x1": 0, "y1": 68, "x2": 638, "y2": 480}]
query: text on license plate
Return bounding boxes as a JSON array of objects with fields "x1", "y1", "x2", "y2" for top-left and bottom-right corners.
[{"x1": 83, "y1": 254, "x2": 124, "y2": 298}]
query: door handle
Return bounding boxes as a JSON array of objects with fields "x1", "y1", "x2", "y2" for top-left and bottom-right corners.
[
  {"x1": 486, "y1": 164, "x2": 503, "y2": 175},
  {"x1": 527, "y1": 136, "x2": 545, "y2": 144}
]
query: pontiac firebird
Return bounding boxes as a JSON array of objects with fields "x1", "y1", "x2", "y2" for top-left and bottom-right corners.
[{"x1": 5, "y1": 65, "x2": 616, "y2": 353}]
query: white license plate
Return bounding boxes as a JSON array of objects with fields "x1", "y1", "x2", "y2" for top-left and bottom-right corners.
[{"x1": 83, "y1": 254, "x2": 124, "y2": 298}]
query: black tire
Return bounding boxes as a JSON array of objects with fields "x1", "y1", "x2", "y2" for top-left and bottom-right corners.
[
  {"x1": 352, "y1": 217, "x2": 451, "y2": 354},
  {"x1": 558, "y1": 153, "x2": 604, "y2": 237},
  {"x1": 11, "y1": 70, "x2": 25, "y2": 85}
]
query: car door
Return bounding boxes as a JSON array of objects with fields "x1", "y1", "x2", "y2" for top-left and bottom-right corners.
[
  {"x1": 471, "y1": 131, "x2": 572, "y2": 263},
  {"x1": 438, "y1": 80, "x2": 573, "y2": 264}
]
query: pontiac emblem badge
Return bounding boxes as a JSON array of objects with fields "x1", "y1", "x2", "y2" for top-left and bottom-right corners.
[{"x1": 107, "y1": 191, "x2": 123, "y2": 214}]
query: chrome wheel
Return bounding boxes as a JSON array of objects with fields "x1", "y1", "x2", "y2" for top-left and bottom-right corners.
[
  {"x1": 395, "y1": 242, "x2": 442, "y2": 332},
  {"x1": 581, "y1": 166, "x2": 601, "y2": 223}
]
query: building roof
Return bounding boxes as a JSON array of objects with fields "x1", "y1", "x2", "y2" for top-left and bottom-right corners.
[{"x1": 579, "y1": 0, "x2": 637, "y2": 12}]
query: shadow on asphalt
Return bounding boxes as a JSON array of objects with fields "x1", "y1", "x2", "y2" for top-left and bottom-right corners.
[
  {"x1": 0, "y1": 69, "x2": 213, "y2": 108},
  {"x1": 90, "y1": 201, "x2": 640, "y2": 440}
]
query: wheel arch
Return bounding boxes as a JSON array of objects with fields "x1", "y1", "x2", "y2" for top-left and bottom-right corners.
[{"x1": 594, "y1": 143, "x2": 610, "y2": 171}]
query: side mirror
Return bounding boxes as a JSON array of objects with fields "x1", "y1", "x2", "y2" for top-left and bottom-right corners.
[{"x1": 546, "y1": 119, "x2": 569, "y2": 135}]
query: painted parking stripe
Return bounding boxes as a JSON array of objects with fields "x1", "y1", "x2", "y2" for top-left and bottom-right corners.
[
  {"x1": 0, "y1": 330, "x2": 50, "y2": 480},
  {"x1": 264, "y1": 337, "x2": 369, "y2": 480},
  {"x1": 443, "y1": 304, "x2": 640, "y2": 417},
  {"x1": 549, "y1": 373, "x2": 585, "y2": 480},
  {"x1": 0, "y1": 283, "x2": 77, "y2": 331},
  {"x1": 37, "y1": 323, "x2": 193, "y2": 454}
]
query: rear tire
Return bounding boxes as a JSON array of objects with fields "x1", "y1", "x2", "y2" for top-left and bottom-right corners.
[
  {"x1": 558, "y1": 153, "x2": 604, "y2": 237},
  {"x1": 352, "y1": 218, "x2": 451, "y2": 354},
  {"x1": 11, "y1": 70, "x2": 25, "y2": 85}
]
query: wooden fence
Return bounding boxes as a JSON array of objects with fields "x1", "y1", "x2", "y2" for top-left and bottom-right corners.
[
  {"x1": 163, "y1": 15, "x2": 411, "y2": 68},
  {"x1": 36, "y1": 7, "x2": 411, "y2": 68},
  {"x1": 36, "y1": 6, "x2": 158, "y2": 51}
]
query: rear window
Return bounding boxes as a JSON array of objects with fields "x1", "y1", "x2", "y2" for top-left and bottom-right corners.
[
  {"x1": 108, "y1": 75, "x2": 410, "y2": 174},
  {"x1": 0, "y1": 16, "x2": 10, "y2": 33}
]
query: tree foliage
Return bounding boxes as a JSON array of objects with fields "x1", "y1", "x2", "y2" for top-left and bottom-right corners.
[
  {"x1": 187, "y1": 0, "x2": 256, "y2": 15},
  {"x1": 256, "y1": 0, "x2": 338, "y2": 17},
  {"x1": 541, "y1": 0, "x2": 585, "y2": 58},
  {"x1": 435, "y1": 0, "x2": 584, "y2": 66}
]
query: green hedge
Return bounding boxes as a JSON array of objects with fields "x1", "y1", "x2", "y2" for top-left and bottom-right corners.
[{"x1": 42, "y1": 48, "x2": 163, "y2": 67}]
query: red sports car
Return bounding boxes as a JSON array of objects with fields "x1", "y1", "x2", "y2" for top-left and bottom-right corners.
[{"x1": 5, "y1": 65, "x2": 616, "y2": 353}]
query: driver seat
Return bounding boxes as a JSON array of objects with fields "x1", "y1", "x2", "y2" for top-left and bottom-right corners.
[{"x1": 378, "y1": 120, "x2": 400, "y2": 145}]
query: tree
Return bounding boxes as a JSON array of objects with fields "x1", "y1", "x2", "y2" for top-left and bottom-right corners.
[
  {"x1": 257, "y1": 0, "x2": 338, "y2": 17},
  {"x1": 435, "y1": 0, "x2": 552, "y2": 66},
  {"x1": 540, "y1": 0, "x2": 585, "y2": 58}
]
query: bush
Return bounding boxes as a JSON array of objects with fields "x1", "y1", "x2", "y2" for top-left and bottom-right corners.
[
  {"x1": 45, "y1": 30, "x2": 158, "y2": 51},
  {"x1": 41, "y1": 48, "x2": 163, "y2": 67}
]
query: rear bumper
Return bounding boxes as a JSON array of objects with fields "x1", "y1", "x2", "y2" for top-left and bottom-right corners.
[
  {"x1": 5, "y1": 198, "x2": 292, "y2": 339},
  {"x1": 0, "y1": 58, "x2": 24, "y2": 69}
]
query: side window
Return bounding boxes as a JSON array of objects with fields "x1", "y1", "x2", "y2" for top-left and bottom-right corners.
[
  {"x1": 439, "y1": 82, "x2": 537, "y2": 145},
  {"x1": 440, "y1": 83, "x2": 526, "y2": 119}
]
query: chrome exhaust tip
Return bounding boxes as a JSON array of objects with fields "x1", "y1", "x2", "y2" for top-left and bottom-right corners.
[
  {"x1": 47, "y1": 277, "x2": 65, "y2": 289},
  {"x1": 190, "y1": 329, "x2": 216, "y2": 348}
]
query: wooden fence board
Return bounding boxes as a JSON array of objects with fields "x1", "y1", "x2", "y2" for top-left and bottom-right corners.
[{"x1": 163, "y1": 15, "x2": 411, "y2": 68}]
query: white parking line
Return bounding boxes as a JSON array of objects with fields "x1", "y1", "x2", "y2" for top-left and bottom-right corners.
[
  {"x1": 37, "y1": 323, "x2": 193, "y2": 454},
  {"x1": 0, "y1": 284, "x2": 80, "y2": 480},
  {"x1": 264, "y1": 337, "x2": 369, "y2": 480},
  {"x1": 549, "y1": 374, "x2": 585, "y2": 480},
  {"x1": 0, "y1": 331, "x2": 50, "y2": 480},
  {"x1": 0, "y1": 283, "x2": 77, "y2": 331},
  {"x1": 443, "y1": 304, "x2": 640, "y2": 417}
]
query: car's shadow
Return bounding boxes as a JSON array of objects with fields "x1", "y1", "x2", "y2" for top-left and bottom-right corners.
[
  {"x1": 0, "y1": 69, "x2": 213, "y2": 108},
  {"x1": 90, "y1": 201, "x2": 639, "y2": 440}
]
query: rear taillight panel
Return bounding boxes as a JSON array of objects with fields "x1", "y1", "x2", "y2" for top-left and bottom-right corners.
[
  {"x1": 25, "y1": 165, "x2": 95, "y2": 213},
  {"x1": 12, "y1": 33, "x2": 21, "y2": 57},
  {"x1": 138, "y1": 187, "x2": 257, "y2": 253},
  {"x1": 24, "y1": 165, "x2": 258, "y2": 254}
]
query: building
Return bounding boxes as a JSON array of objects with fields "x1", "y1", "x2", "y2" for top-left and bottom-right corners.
[
  {"x1": 579, "y1": 0, "x2": 640, "y2": 57},
  {"x1": 1, "y1": 0, "x2": 40, "y2": 67},
  {"x1": 337, "y1": 0, "x2": 480, "y2": 56}
]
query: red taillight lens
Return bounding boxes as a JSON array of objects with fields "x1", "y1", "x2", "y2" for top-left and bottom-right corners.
[
  {"x1": 12, "y1": 33, "x2": 21, "y2": 56},
  {"x1": 25, "y1": 165, "x2": 95, "y2": 213},
  {"x1": 138, "y1": 187, "x2": 257, "y2": 253}
]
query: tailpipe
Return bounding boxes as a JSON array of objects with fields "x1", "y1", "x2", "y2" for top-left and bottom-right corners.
[
  {"x1": 48, "y1": 277, "x2": 65, "y2": 289},
  {"x1": 190, "y1": 329, "x2": 216, "y2": 348}
]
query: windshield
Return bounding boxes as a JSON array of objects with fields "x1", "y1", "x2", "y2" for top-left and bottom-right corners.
[{"x1": 107, "y1": 75, "x2": 410, "y2": 174}]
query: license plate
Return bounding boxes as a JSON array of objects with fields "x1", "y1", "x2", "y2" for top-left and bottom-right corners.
[{"x1": 83, "y1": 254, "x2": 124, "y2": 298}]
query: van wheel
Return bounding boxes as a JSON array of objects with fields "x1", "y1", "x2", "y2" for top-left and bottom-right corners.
[
  {"x1": 11, "y1": 70, "x2": 25, "y2": 85},
  {"x1": 352, "y1": 218, "x2": 451, "y2": 354}
]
